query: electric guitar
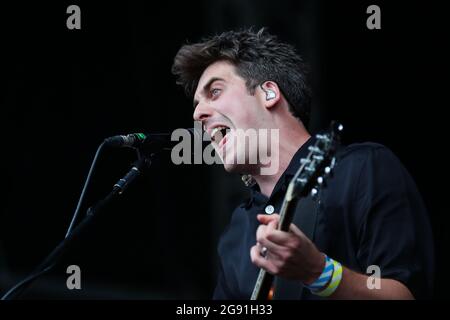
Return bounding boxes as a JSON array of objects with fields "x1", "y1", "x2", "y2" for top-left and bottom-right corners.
[{"x1": 250, "y1": 121, "x2": 343, "y2": 300}]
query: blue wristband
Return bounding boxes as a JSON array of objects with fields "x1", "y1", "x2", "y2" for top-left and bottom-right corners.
[
  {"x1": 314, "y1": 259, "x2": 343, "y2": 297},
  {"x1": 305, "y1": 255, "x2": 333, "y2": 291}
]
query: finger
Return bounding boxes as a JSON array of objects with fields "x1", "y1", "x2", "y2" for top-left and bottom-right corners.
[
  {"x1": 250, "y1": 244, "x2": 276, "y2": 274},
  {"x1": 257, "y1": 234, "x2": 285, "y2": 255},
  {"x1": 256, "y1": 228, "x2": 284, "y2": 254},
  {"x1": 256, "y1": 218, "x2": 284, "y2": 251},
  {"x1": 255, "y1": 219, "x2": 278, "y2": 242},
  {"x1": 257, "y1": 214, "x2": 279, "y2": 225},
  {"x1": 258, "y1": 215, "x2": 306, "y2": 238},
  {"x1": 267, "y1": 219, "x2": 278, "y2": 231},
  {"x1": 256, "y1": 224, "x2": 268, "y2": 243},
  {"x1": 289, "y1": 222, "x2": 307, "y2": 238},
  {"x1": 256, "y1": 225, "x2": 281, "y2": 255},
  {"x1": 250, "y1": 244, "x2": 268, "y2": 267},
  {"x1": 265, "y1": 222, "x2": 308, "y2": 246},
  {"x1": 266, "y1": 229, "x2": 299, "y2": 247}
]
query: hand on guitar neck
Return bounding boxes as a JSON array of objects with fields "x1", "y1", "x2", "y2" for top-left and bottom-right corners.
[{"x1": 250, "y1": 213, "x2": 325, "y2": 287}]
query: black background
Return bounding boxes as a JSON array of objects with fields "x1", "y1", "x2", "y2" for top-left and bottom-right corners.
[{"x1": 0, "y1": 0, "x2": 448, "y2": 300}]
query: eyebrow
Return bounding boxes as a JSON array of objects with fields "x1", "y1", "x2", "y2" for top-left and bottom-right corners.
[{"x1": 193, "y1": 77, "x2": 225, "y2": 109}]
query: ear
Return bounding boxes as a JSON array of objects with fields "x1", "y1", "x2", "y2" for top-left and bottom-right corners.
[{"x1": 259, "y1": 81, "x2": 281, "y2": 109}]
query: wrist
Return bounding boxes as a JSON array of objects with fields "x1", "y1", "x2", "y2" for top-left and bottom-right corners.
[{"x1": 304, "y1": 252, "x2": 327, "y2": 285}]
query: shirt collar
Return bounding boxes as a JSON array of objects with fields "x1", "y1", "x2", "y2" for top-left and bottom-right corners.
[{"x1": 246, "y1": 135, "x2": 316, "y2": 208}]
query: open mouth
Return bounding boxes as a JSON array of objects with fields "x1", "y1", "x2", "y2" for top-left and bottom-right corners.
[{"x1": 210, "y1": 126, "x2": 230, "y2": 148}]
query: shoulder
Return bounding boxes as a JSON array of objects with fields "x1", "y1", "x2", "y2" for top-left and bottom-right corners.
[
  {"x1": 324, "y1": 142, "x2": 412, "y2": 205},
  {"x1": 337, "y1": 142, "x2": 405, "y2": 174},
  {"x1": 340, "y1": 142, "x2": 396, "y2": 161}
]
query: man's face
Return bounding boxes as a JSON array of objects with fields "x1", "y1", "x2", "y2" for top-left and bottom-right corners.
[{"x1": 193, "y1": 60, "x2": 268, "y2": 173}]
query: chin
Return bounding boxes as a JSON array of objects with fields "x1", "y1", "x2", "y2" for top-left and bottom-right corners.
[
  {"x1": 220, "y1": 148, "x2": 257, "y2": 173},
  {"x1": 222, "y1": 163, "x2": 238, "y2": 173}
]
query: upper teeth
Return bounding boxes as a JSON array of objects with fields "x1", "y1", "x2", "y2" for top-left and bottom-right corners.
[{"x1": 210, "y1": 126, "x2": 228, "y2": 142}]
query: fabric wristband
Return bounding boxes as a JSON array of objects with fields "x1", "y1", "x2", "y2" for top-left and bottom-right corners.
[
  {"x1": 313, "y1": 259, "x2": 343, "y2": 297},
  {"x1": 304, "y1": 255, "x2": 334, "y2": 291}
]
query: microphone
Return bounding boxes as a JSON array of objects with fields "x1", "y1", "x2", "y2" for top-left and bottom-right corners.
[{"x1": 103, "y1": 128, "x2": 203, "y2": 151}]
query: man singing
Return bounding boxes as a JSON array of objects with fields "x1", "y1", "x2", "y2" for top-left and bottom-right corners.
[{"x1": 171, "y1": 28, "x2": 434, "y2": 299}]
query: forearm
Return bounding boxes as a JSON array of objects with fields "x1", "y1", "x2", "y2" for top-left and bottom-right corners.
[{"x1": 328, "y1": 266, "x2": 414, "y2": 300}]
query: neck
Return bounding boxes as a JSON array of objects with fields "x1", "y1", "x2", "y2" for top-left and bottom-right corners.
[{"x1": 253, "y1": 127, "x2": 310, "y2": 197}]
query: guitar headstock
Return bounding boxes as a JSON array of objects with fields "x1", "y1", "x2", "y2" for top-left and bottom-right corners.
[{"x1": 285, "y1": 122, "x2": 343, "y2": 202}]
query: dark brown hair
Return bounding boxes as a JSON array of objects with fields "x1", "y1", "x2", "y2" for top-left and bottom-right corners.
[{"x1": 172, "y1": 27, "x2": 312, "y2": 126}]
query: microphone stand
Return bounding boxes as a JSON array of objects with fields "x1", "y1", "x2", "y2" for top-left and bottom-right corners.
[{"x1": 1, "y1": 155, "x2": 152, "y2": 300}]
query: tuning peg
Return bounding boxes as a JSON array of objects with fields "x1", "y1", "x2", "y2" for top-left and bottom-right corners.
[
  {"x1": 311, "y1": 188, "x2": 318, "y2": 197},
  {"x1": 315, "y1": 134, "x2": 324, "y2": 139},
  {"x1": 330, "y1": 157, "x2": 336, "y2": 168},
  {"x1": 315, "y1": 134, "x2": 331, "y2": 143},
  {"x1": 331, "y1": 121, "x2": 344, "y2": 133},
  {"x1": 308, "y1": 146, "x2": 324, "y2": 154},
  {"x1": 300, "y1": 158, "x2": 311, "y2": 165},
  {"x1": 313, "y1": 155, "x2": 324, "y2": 161},
  {"x1": 317, "y1": 176, "x2": 324, "y2": 184},
  {"x1": 324, "y1": 166, "x2": 331, "y2": 174}
]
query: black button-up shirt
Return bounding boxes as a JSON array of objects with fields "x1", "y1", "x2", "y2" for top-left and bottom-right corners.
[{"x1": 213, "y1": 137, "x2": 434, "y2": 299}]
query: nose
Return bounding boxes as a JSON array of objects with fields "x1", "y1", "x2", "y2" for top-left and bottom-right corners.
[{"x1": 193, "y1": 101, "x2": 213, "y2": 122}]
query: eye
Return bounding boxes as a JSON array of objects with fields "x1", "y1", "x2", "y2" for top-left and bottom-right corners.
[{"x1": 210, "y1": 88, "x2": 221, "y2": 97}]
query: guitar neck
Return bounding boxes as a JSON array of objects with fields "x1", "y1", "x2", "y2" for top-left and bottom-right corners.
[
  {"x1": 249, "y1": 122, "x2": 342, "y2": 300},
  {"x1": 250, "y1": 196, "x2": 298, "y2": 300},
  {"x1": 250, "y1": 268, "x2": 274, "y2": 300}
]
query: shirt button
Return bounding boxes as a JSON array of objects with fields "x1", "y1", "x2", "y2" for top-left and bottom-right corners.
[{"x1": 265, "y1": 205, "x2": 275, "y2": 215}]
